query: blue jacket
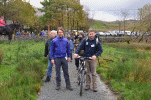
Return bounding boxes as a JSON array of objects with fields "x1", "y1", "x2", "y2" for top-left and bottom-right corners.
[
  {"x1": 68, "y1": 39, "x2": 74, "y2": 50},
  {"x1": 75, "y1": 37, "x2": 103, "y2": 57},
  {"x1": 49, "y1": 36, "x2": 70, "y2": 59},
  {"x1": 16, "y1": 32, "x2": 21, "y2": 36}
]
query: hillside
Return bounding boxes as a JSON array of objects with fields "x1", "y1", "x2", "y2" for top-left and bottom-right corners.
[{"x1": 91, "y1": 19, "x2": 138, "y2": 32}]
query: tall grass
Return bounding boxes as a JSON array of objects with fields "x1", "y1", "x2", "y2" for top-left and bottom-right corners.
[
  {"x1": 0, "y1": 41, "x2": 47, "y2": 100},
  {"x1": 0, "y1": 48, "x2": 3, "y2": 64},
  {"x1": 97, "y1": 43, "x2": 151, "y2": 100}
]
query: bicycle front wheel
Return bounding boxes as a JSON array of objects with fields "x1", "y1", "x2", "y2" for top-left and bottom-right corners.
[{"x1": 80, "y1": 70, "x2": 84, "y2": 96}]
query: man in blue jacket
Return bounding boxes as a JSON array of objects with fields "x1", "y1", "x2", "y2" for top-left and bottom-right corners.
[
  {"x1": 50, "y1": 27, "x2": 73, "y2": 90},
  {"x1": 74, "y1": 29, "x2": 103, "y2": 92},
  {"x1": 67, "y1": 33, "x2": 74, "y2": 61}
]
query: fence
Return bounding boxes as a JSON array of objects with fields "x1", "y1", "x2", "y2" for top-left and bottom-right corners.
[{"x1": 0, "y1": 35, "x2": 151, "y2": 43}]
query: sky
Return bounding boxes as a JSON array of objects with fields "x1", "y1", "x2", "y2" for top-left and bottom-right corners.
[{"x1": 26, "y1": 0, "x2": 151, "y2": 22}]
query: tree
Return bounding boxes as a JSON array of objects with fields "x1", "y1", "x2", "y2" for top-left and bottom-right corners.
[
  {"x1": 39, "y1": 0, "x2": 90, "y2": 31},
  {"x1": 121, "y1": 10, "x2": 129, "y2": 35},
  {"x1": 137, "y1": 3, "x2": 151, "y2": 42},
  {"x1": 0, "y1": 0, "x2": 38, "y2": 27}
]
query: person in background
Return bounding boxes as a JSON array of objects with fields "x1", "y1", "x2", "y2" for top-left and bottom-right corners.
[
  {"x1": 0, "y1": 16, "x2": 6, "y2": 34},
  {"x1": 67, "y1": 33, "x2": 74, "y2": 62},
  {"x1": 71, "y1": 30, "x2": 75, "y2": 42},
  {"x1": 83, "y1": 31, "x2": 87, "y2": 37},
  {"x1": 74, "y1": 31, "x2": 79, "y2": 40},
  {"x1": 31, "y1": 32, "x2": 35, "y2": 36},
  {"x1": 74, "y1": 29, "x2": 103, "y2": 92},
  {"x1": 40, "y1": 30, "x2": 45, "y2": 36},
  {"x1": 16, "y1": 31, "x2": 21, "y2": 36},
  {"x1": 74, "y1": 33, "x2": 85, "y2": 70},
  {"x1": 26, "y1": 31, "x2": 30, "y2": 36},
  {"x1": 44, "y1": 31, "x2": 57, "y2": 82},
  {"x1": 50, "y1": 27, "x2": 73, "y2": 90}
]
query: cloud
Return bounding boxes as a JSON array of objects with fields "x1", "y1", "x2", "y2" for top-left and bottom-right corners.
[
  {"x1": 25, "y1": 0, "x2": 43, "y2": 8},
  {"x1": 88, "y1": 11, "x2": 118, "y2": 22},
  {"x1": 81, "y1": 0, "x2": 151, "y2": 21}
]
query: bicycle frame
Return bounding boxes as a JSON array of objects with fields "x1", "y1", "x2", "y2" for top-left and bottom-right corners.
[{"x1": 77, "y1": 56, "x2": 92, "y2": 96}]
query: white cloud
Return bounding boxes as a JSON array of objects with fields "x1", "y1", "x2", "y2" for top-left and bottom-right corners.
[
  {"x1": 25, "y1": 0, "x2": 43, "y2": 8},
  {"x1": 89, "y1": 11, "x2": 118, "y2": 22}
]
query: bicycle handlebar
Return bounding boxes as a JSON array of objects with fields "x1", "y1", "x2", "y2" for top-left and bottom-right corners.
[{"x1": 77, "y1": 56, "x2": 92, "y2": 60}]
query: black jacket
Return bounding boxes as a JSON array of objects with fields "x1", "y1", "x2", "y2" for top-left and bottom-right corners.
[{"x1": 75, "y1": 37, "x2": 103, "y2": 57}]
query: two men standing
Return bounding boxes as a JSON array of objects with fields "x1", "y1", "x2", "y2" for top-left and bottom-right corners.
[{"x1": 45, "y1": 28, "x2": 103, "y2": 92}]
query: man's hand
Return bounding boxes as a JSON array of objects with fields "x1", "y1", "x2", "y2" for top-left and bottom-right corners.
[
  {"x1": 68, "y1": 58, "x2": 71, "y2": 62},
  {"x1": 45, "y1": 57, "x2": 47, "y2": 59},
  {"x1": 92, "y1": 55, "x2": 96, "y2": 60},
  {"x1": 51, "y1": 59, "x2": 55, "y2": 64},
  {"x1": 74, "y1": 54, "x2": 79, "y2": 58}
]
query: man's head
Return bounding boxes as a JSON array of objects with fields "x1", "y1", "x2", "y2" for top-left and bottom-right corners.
[
  {"x1": 50, "y1": 31, "x2": 56, "y2": 38},
  {"x1": 79, "y1": 33, "x2": 84, "y2": 38},
  {"x1": 57, "y1": 27, "x2": 64, "y2": 37},
  {"x1": 72, "y1": 30, "x2": 75, "y2": 34},
  {"x1": 78, "y1": 33, "x2": 84, "y2": 40},
  {"x1": 88, "y1": 29, "x2": 96, "y2": 40},
  {"x1": 67, "y1": 33, "x2": 71, "y2": 39}
]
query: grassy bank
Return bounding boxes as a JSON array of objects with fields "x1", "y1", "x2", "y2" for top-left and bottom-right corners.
[
  {"x1": 0, "y1": 41, "x2": 47, "y2": 100},
  {"x1": 97, "y1": 42, "x2": 151, "y2": 100}
]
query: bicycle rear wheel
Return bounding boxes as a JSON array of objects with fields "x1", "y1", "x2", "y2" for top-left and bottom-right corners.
[{"x1": 80, "y1": 70, "x2": 84, "y2": 96}]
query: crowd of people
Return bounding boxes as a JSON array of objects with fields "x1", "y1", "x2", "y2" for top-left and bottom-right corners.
[
  {"x1": 44, "y1": 27, "x2": 103, "y2": 92},
  {"x1": 16, "y1": 31, "x2": 36, "y2": 36},
  {"x1": 15, "y1": 30, "x2": 45, "y2": 37}
]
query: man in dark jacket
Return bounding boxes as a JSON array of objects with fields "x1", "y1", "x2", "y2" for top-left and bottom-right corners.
[
  {"x1": 74, "y1": 29, "x2": 103, "y2": 92},
  {"x1": 44, "y1": 31, "x2": 57, "y2": 82},
  {"x1": 74, "y1": 33, "x2": 85, "y2": 70},
  {"x1": 50, "y1": 27, "x2": 73, "y2": 90}
]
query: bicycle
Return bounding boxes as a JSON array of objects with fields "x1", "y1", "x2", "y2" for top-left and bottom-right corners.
[{"x1": 77, "y1": 56, "x2": 92, "y2": 96}]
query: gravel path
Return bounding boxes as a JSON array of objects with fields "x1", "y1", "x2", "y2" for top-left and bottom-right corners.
[{"x1": 37, "y1": 57, "x2": 117, "y2": 100}]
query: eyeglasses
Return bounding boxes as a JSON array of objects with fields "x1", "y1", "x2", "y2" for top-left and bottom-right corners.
[{"x1": 58, "y1": 32, "x2": 63, "y2": 33}]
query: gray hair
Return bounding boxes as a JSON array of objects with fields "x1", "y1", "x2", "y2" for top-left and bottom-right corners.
[{"x1": 51, "y1": 30, "x2": 57, "y2": 35}]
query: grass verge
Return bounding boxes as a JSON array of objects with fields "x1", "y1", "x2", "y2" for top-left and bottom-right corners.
[
  {"x1": 0, "y1": 40, "x2": 47, "y2": 100},
  {"x1": 97, "y1": 42, "x2": 151, "y2": 100}
]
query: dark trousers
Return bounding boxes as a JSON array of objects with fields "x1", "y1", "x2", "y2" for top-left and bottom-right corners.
[
  {"x1": 55, "y1": 58, "x2": 70, "y2": 86},
  {"x1": 0, "y1": 26, "x2": 5, "y2": 32},
  {"x1": 70, "y1": 50, "x2": 73, "y2": 60},
  {"x1": 75, "y1": 58, "x2": 79, "y2": 68}
]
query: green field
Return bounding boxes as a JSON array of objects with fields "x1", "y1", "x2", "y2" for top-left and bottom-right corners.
[
  {"x1": 90, "y1": 20, "x2": 118, "y2": 30},
  {"x1": 0, "y1": 41, "x2": 47, "y2": 100},
  {"x1": 97, "y1": 42, "x2": 151, "y2": 100}
]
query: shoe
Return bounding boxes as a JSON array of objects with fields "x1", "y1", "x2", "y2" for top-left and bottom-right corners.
[
  {"x1": 45, "y1": 77, "x2": 50, "y2": 82},
  {"x1": 76, "y1": 67, "x2": 78, "y2": 70},
  {"x1": 93, "y1": 88, "x2": 97, "y2": 92},
  {"x1": 66, "y1": 86, "x2": 73, "y2": 91},
  {"x1": 76, "y1": 67, "x2": 79, "y2": 70},
  {"x1": 85, "y1": 85, "x2": 90, "y2": 90},
  {"x1": 56, "y1": 86, "x2": 60, "y2": 90}
]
